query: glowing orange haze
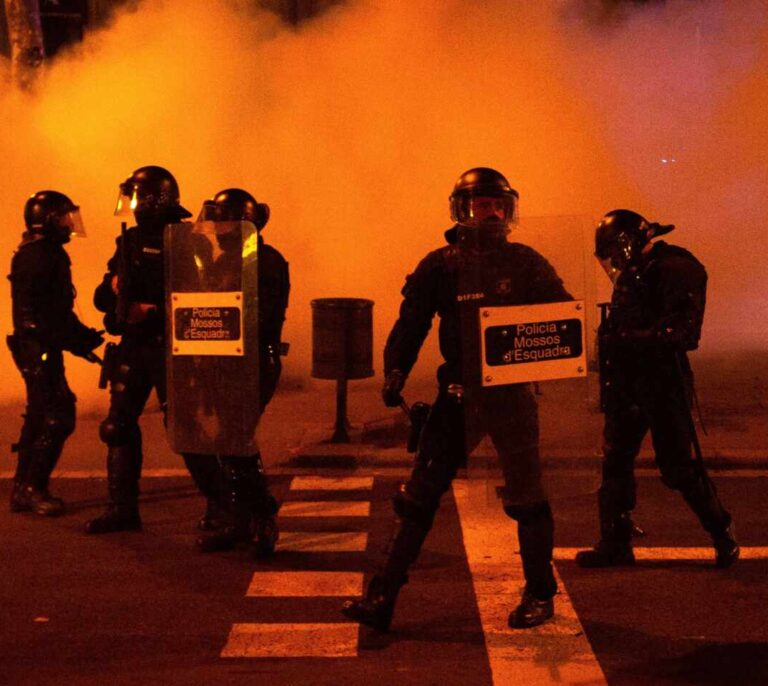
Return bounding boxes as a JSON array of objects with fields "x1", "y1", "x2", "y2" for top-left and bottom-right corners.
[{"x1": 0, "y1": 0, "x2": 766, "y2": 409}]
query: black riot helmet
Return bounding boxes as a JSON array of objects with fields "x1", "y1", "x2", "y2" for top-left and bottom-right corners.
[
  {"x1": 595, "y1": 209, "x2": 674, "y2": 275},
  {"x1": 114, "y1": 165, "x2": 192, "y2": 223},
  {"x1": 449, "y1": 167, "x2": 519, "y2": 228},
  {"x1": 449, "y1": 168, "x2": 519, "y2": 251},
  {"x1": 24, "y1": 190, "x2": 85, "y2": 243},
  {"x1": 198, "y1": 188, "x2": 270, "y2": 230}
]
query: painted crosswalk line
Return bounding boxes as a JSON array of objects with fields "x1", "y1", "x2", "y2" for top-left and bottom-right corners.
[
  {"x1": 290, "y1": 476, "x2": 374, "y2": 491},
  {"x1": 453, "y1": 481, "x2": 607, "y2": 686},
  {"x1": 277, "y1": 530, "x2": 369, "y2": 552},
  {"x1": 220, "y1": 623, "x2": 359, "y2": 658},
  {"x1": 246, "y1": 571, "x2": 364, "y2": 597},
  {"x1": 554, "y1": 547, "x2": 768, "y2": 561},
  {"x1": 279, "y1": 500, "x2": 371, "y2": 517}
]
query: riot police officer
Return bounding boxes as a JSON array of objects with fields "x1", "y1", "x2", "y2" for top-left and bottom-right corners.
[
  {"x1": 576, "y1": 210, "x2": 739, "y2": 568},
  {"x1": 343, "y1": 168, "x2": 571, "y2": 631},
  {"x1": 84, "y1": 165, "x2": 221, "y2": 534},
  {"x1": 8, "y1": 191, "x2": 104, "y2": 516},
  {"x1": 194, "y1": 188, "x2": 290, "y2": 556}
]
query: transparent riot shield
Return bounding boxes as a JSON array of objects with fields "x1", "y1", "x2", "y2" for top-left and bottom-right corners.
[
  {"x1": 458, "y1": 215, "x2": 600, "y2": 510},
  {"x1": 165, "y1": 220, "x2": 260, "y2": 456}
]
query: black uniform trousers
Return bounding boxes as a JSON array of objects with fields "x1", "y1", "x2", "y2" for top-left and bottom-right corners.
[
  {"x1": 600, "y1": 354, "x2": 730, "y2": 539},
  {"x1": 99, "y1": 335, "x2": 166, "y2": 509},
  {"x1": 384, "y1": 383, "x2": 557, "y2": 601},
  {"x1": 13, "y1": 348, "x2": 76, "y2": 490}
]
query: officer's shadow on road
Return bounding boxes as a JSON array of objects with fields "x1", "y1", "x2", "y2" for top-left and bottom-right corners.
[{"x1": 582, "y1": 619, "x2": 768, "y2": 685}]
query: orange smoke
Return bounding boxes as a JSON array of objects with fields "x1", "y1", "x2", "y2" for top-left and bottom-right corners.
[{"x1": 0, "y1": 0, "x2": 766, "y2": 411}]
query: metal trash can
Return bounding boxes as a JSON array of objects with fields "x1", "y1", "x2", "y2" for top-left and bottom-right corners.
[
  {"x1": 311, "y1": 298, "x2": 374, "y2": 380},
  {"x1": 311, "y1": 298, "x2": 374, "y2": 442}
]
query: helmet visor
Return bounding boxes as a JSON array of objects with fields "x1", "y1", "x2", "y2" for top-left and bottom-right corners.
[
  {"x1": 597, "y1": 256, "x2": 621, "y2": 284},
  {"x1": 197, "y1": 200, "x2": 224, "y2": 223},
  {"x1": 61, "y1": 208, "x2": 86, "y2": 238},
  {"x1": 452, "y1": 193, "x2": 518, "y2": 228},
  {"x1": 114, "y1": 183, "x2": 137, "y2": 217}
]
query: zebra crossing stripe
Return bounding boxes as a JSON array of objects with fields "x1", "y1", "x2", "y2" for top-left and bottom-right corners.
[
  {"x1": 290, "y1": 476, "x2": 374, "y2": 490},
  {"x1": 220, "y1": 623, "x2": 359, "y2": 658},
  {"x1": 219, "y1": 476, "x2": 371, "y2": 659},
  {"x1": 246, "y1": 571, "x2": 364, "y2": 597},
  {"x1": 554, "y1": 547, "x2": 768, "y2": 561},
  {"x1": 279, "y1": 501, "x2": 371, "y2": 517},
  {"x1": 453, "y1": 481, "x2": 607, "y2": 685},
  {"x1": 278, "y1": 531, "x2": 369, "y2": 552}
]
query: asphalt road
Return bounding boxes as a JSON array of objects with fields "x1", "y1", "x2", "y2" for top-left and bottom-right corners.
[{"x1": 1, "y1": 472, "x2": 766, "y2": 685}]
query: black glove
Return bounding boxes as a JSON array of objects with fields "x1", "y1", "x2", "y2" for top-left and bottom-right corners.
[
  {"x1": 382, "y1": 369, "x2": 406, "y2": 408},
  {"x1": 71, "y1": 328, "x2": 105, "y2": 358}
]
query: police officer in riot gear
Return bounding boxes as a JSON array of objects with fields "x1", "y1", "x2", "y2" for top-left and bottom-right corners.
[
  {"x1": 576, "y1": 209, "x2": 739, "y2": 568},
  {"x1": 343, "y1": 168, "x2": 571, "y2": 631},
  {"x1": 195, "y1": 188, "x2": 289, "y2": 556},
  {"x1": 8, "y1": 191, "x2": 104, "y2": 516},
  {"x1": 85, "y1": 165, "x2": 217, "y2": 534}
]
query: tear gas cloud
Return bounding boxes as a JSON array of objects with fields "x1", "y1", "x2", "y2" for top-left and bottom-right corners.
[{"x1": 0, "y1": 0, "x2": 766, "y2": 409}]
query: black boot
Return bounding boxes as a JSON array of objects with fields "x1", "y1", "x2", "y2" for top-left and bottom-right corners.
[
  {"x1": 341, "y1": 575, "x2": 407, "y2": 632},
  {"x1": 576, "y1": 511, "x2": 635, "y2": 568},
  {"x1": 251, "y1": 496, "x2": 279, "y2": 559},
  {"x1": 20, "y1": 485, "x2": 64, "y2": 517},
  {"x1": 84, "y1": 504, "x2": 141, "y2": 534},
  {"x1": 85, "y1": 446, "x2": 142, "y2": 534},
  {"x1": 508, "y1": 588, "x2": 554, "y2": 629},
  {"x1": 713, "y1": 526, "x2": 740, "y2": 568},
  {"x1": 10, "y1": 480, "x2": 31, "y2": 512},
  {"x1": 575, "y1": 539, "x2": 635, "y2": 568},
  {"x1": 182, "y1": 453, "x2": 224, "y2": 530},
  {"x1": 10, "y1": 445, "x2": 32, "y2": 512},
  {"x1": 681, "y1": 474, "x2": 737, "y2": 568},
  {"x1": 198, "y1": 496, "x2": 228, "y2": 531},
  {"x1": 198, "y1": 456, "x2": 255, "y2": 553}
]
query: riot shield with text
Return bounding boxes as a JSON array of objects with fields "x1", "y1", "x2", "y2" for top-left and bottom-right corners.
[
  {"x1": 458, "y1": 216, "x2": 599, "y2": 508},
  {"x1": 165, "y1": 220, "x2": 260, "y2": 455}
]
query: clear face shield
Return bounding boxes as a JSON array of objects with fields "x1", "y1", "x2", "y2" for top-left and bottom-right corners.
[
  {"x1": 453, "y1": 194, "x2": 518, "y2": 249},
  {"x1": 114, "y1": 182, "x2": 138, "y2": 217},
  {"x1": 595, "y1": 232, "x2": 639, "y2": 283},
  {"x1": 197, "y1": 200, "x2": 222, "y2": 223},
  {"x1": 59, "y1": 207, "x2": 86, "y2": 238},
  {"x1": 596, "y1": 255, "x2": 621, "y2": 284}
]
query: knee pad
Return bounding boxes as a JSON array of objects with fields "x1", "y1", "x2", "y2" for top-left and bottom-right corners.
[
  {"x1": 503, "y1": 500, "x2": 552, "y2": 525},
  {"x1": 43, "y1": 411, "x2": 76, "y2": 444},
  {"x1": 392, "y1": 483, "x2": 436, "y2": 525},
  {"x1": 99, "y1": 417, "x2": 134, "y2": 447}
]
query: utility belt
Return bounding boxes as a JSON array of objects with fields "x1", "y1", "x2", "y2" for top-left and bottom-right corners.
[{"x1": 263, "y1": 341, "x2": 290, "y2": 366}]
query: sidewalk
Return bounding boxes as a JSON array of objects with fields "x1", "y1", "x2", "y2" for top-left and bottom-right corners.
[{"x1": 1, "y1": 363, "x2": 767, "y2": 478}]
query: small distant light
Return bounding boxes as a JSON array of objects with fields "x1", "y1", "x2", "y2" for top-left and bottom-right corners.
[
  {"x1": 41, "y1": 352, "x2": 48, "y2": 361},
  {"x1": 661, "y1": 158, "x2": 668, "y2": 164},
  {"x1": 34, "y1": 617, "x2": 49, "y2": 623}
]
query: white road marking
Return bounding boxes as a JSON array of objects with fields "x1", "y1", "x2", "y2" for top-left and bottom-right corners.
[
  {"x1": 277, "y1": 531, "x2": 369, "y2": 552},
  {"x1": 220, "y1": 623, "x2": 359, "y2": 658},
  {"x1": 279, "y1": 501, "x2": 371, "y2": 517},
  {"x1": 453, "y1": 481, "x2": 607, "y2": 685},
  {"x1": 554, "y1": 547, "x2": 768, "y2": 561},
  {"x1": 3, "y1": 468, "x2": 764, "y2": 479},
  {"x1": 246, "y1": 571, "x2": 364, "y2": 597},
  {"x1": 290, "y1": 476, "x2": 374, "y2": 490}
]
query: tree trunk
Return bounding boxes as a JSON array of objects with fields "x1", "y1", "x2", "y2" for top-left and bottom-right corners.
[{"x1": 4, "y1": 0, "x2": 45, "y2": 90}]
